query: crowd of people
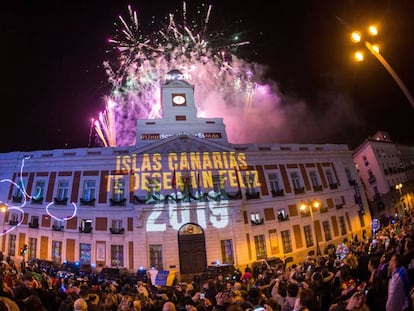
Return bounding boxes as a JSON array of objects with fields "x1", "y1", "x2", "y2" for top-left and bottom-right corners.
[{"x1": 0, "y1": 215, "x2": 414, "y2": 311}]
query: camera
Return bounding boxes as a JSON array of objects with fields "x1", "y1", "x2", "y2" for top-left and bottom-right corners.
[{"x1": 200, "y1": 293, "x2": 205, "y2": 300}]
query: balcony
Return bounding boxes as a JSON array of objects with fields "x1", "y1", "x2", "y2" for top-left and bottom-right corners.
[
  {"x1": 319, "y1": 206, "x2": 329, "y2": 213},
  {"x1": 300, "y1": 210, "x2": 311, "y2": 217},
  {"x1": 312, "y1": 185, "x2": 323, "y2": 192},
  {"x1": 245, "y1": 191, "x2": 260, "y2": 200},
  {"x1": 335, "y1": 204, "x2": 344, "y2": 209},
  {"x1": 110, "y1": 198, "x2": 127, "y2": 206},
  {"x1": 9, "y1": 220, "x2": 19, "y2": 226},
  {"x1": 348, "y1": 179, "x2": 357, "y2": 186},
  {"x1": 227, "y1": 191, "x2": 242, "y2": 200},
  {"x1": 110, "y1": 228, "x2": 125, "y2": 234},
  {"x1": 368, "y1": 175, "x2": 376, "y2": 184},
  {"x1": 29, "y1": 222, "x2": 39, "y2": 229},
  {"x1": 52, "y1": 225, "x2": 64, "y2": 231},
  {"x1": 79, "y1": 227, "x2": 93, "y2": 233},
  {"x1": 54, "y1": 197, "x2": 68, "y2": 205},
  {"x1": 12, "y1": 195, "x2": 23, "y2": 203},
  {"x1": 277, "y1": 213, "x2": 289, "y2": 222},
  {"x1": 271, "y1": 189, "x2": 284, "y2": 197},
  {"x1": 31, "y1": 197, "x2": 43, "y2": 204},
  {"x1": 293, "y1": 187, "x2": 305, "y2": 194},
  {"x1": 251, "y1": 218, "x2": 264, "y2": 226},
  {"x1": 328, "y1": 183, "x2": 338, "y2": 189},
  {"x1": 80, "y1": 198, "x2": 96, "y2": 207}
]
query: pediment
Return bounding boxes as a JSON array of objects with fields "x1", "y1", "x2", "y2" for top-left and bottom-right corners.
[{"x1": 132, "y1": 133, "x2": 234, "y2": 154}]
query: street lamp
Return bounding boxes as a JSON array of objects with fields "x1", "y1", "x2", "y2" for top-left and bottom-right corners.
[
  {"x1": 349, "y1": 24, "x2": 414, "y2": 110},
  {"x1": 300, "y1": 199, "x2": 321, "y2": 256}
]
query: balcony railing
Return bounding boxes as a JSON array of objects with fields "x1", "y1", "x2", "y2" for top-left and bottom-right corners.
[
  {"x1": 79, "y1": 227, "x2": 93, "y2": 233},
  {"x1": 12, "y1": 195, "x2": 23, "y2": 203},
  {"x1": 54, "y1": 197, "x2": 68, "y2": 205},
  {"x1": 348, "y1": 179, "x2": 357, "y2": 186},
  {"x1": 335, "y1": 204, "x2": 344, "y2": 209},
  {"x1": 110, "y1": 198, "x2": 127, "y2": 206},
  {"x1": 277, "y1": 213, "x2": 289, "y2": 222},
  {"x1": 110, "y1": 228, "x2": 125, "y2": 234},
  {"x1": 328, "y1": 183, "x2": 338, "y2": 189},
  {"x1": 271, "y1": 189, "x2": 284, "y2": 197},
  {"x1": 312, "y1": 185, "x2": 323, "y2": 192},
  {"x1": 52, "y1": 225, "x2": 64, "y2": 231},
  {"x1": 9, "y1": 220, "x2": 19, "y2": 226},
  {"x1": 245, "y1": 191, "x2": 260, "y2": 200},
  {"x1": 368, "y1": 175, "x2": 376, "y2": 184},
  {"x1": 80, "y1": 198, "x2": 96, "y2": 206},
  {"x1": 320, "y1": 206, "x2": 329, "y2": 213},
  {"x1": 29, "y1": 222, "x2": 39, "y2": 229},
  {"x1": 294, "y1": 187, "x2": 305, "y2": 194},
  {"x1": 32, "y1": 197, "x2": 43, "y2": 204},
  {"x1": 251, "y1": 218, "x2": 264, "y2": 226}
]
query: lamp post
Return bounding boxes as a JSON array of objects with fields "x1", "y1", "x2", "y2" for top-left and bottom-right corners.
[
  {"x1": 349, "y1": 24, "x2": 414, "y2": 110},
  {"x1": 300, "y1": 199, "x2": 321, "y2": 256}
]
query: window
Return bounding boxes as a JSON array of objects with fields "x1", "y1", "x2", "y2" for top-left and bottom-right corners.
[
  {"x1": 80, "y1": 219, "x2": 93, "y2": 233},
  {"x1": 322, "y1": 221, "x2": 332, "y2": 241},
  {"x1": 82, "y1": 180, "x2": 96, "y2": 201},
  {"x1": 254, "y1": 234, "x2": 267, "y2": 260},
  {"x1": 57, "y1": 181, "x2": 69, "y2": 200},
  {"x1": 250, "y1": 212, "x2": 263, "y2": 225},
  {"x1": 243, "y1": 174, "x2": 256, "y2": 194},
  {"x1": 309, "y1": 171, "x2": 319, "y2": 187},
  {"x1": 33, "y1": 181, "x2": 45, "y2": 201},
  {"x1": 28, "y1": 237, "x2": 37, "y2": 259},
  {"x1": 146, "y1": 177, "x2": 161, "y2": 195},
  {"x1": 111, "y1": 219, "x2": 123, "y2": 233},
  {"x1": 212, "y1": 174, "x2": 221, "y2": 194},
  {"x1": 111, "y1": 245, "x2": 124, "y2": 267},
  {"x1": 326, "y1": 170, "x2": 336, "y2": 185},
  {"x1": 7, "y1": 234, "x2": 16, "y2": 257},
  {"x1": 112, "y1": 179, "x2": 126, "y2": 201},
  {"x1": 80, "y1": 243, "x2": 92, "y2": 264},
  {"x1": 362, "y1": 155, "x2": 369, "y2": 166},
  {"x1": 220, "y1": 240, "x2": 234, "y2": 264},
  {"x1": 277, "y1": 208, "x2": 288, "y2": 221},
  {"x1": 304, "y1": 225, "x2": 314, "y2": 247},
  {"x1": 290, "y1": 172, "x2": 302, "y2": 189},
  {"x1": 345, "y1": 168, "x2": 353, "y2": 183},
  {"x1": 281, "y1": 230, "x2": 292, "y2": 253},
  {"x1": 29, "y1": 216, "x2": 39, "y2": 228},
  {"x1": 269, "y1": 229, "x2": 280, "y2": 255},
  {"x1": 52, "y1": 219, "x2": 64, "y2": 231},
  {"x1": 52, "y1": 240, "x2": 62, "y2": 265},
  {"x1": 338, "y1": 216, "x2": 347, "y2": 235},
  {"x1": 13, "y1": 181, "x2": 25, "y2": 201},
  {"x1": 358, "y1": 212, "x2": 366, "y2": 228},
  {"x1": 149, "y1": 245, "x2": 163, "y2": 269},
  {"x1": 268, "y1": 173, "x2": 281, "y2": 192}
]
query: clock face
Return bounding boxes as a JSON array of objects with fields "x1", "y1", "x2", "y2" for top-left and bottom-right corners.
[{"x1": 172, "y1": 94, "x2": 186, "y2": 105}]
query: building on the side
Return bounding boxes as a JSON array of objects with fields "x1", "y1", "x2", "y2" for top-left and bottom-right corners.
[
  {"x1": 0, "y1": 70, "x2": 371, "y2": 280},
  {"x1": 352, "y1": 130, "x2": 414, "y2": 222}
]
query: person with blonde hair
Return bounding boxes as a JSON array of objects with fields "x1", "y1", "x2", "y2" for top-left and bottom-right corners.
[{"x1": 73, "y1": 298, "x2": 88, "y2": 311}]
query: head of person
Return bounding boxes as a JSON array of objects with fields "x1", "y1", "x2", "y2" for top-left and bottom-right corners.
[
  {"x1": 21, "y1": 272, "x2": 34, "y2": 289},
  {"x1": 162, "y1": 301, "x2": 176, "y2": 311},
  {"x1": 73, "y1": 298, "x2": 88, "y2": 311},
  {"x1": 389, "y1": 253, "x2": 403, "y2": 274}
]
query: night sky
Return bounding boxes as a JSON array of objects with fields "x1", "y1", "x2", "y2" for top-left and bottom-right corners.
[{"x1": 2, "y1": 0, "x2": 414, "y2": 153}]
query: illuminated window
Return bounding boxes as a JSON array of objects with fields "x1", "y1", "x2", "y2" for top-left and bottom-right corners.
[
  {"x1": 281, "y1": 230, "x2": 292, "y2": 253},
  {"x1": 7, "y1": 234, "x2": 16, "y2": 257},
  {"x1": 322, "y1": 220, "x2": 332, "y2": 241},
  {"x1": 254, "y1": 234, "x2": 267, "y2": 260},
  {"x1": 82, "y1": 180, "x2": 96, "y2": 201},
  {"x1": 250, "y1": 212, "x2": 263, "y2": 225},
  {"x1": 304, "y1": 225, "x2": 314, "y2": 247},
  {"x1": 111, "y1": 245, "x2": 124, "y2": 267},
  {"x1": 13, "y1": 181, "x2": 25, "y2": 201},
  {"x1": 52, "y1": 219, "x2": 63, "y2": 231},
  {"x1": 57, "y1": 181, "x2": 69, "y2": 200},
  {"x1": 220, "y1": 240, "x2": 234, "y2": 264},
  {"x1": 338, "y1": 216, "x2": 347, "y2": 235},
  {"x1": 79, "y1": 243, "x2": 92, "y2": 264},
  {"x1": 149, "y1": 244, "x2": 163, "y2": 270},
  {"x1": 28, "y1": 237, "x2": 37, "y2": 259},
  {"x1": 52, "y1": 240, "x2": 62, "y2": 265},
  {"x1": 269, "y1": 229, "x2": 280, "y2": 255}
]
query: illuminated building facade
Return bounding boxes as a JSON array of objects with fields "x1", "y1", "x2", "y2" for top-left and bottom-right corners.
[
  {"x1": 0, "y1": 70, "x2": 371, "y2": 279},
  {"x1": 353, "y1": 130, "x2": 414, "y2": 220}
]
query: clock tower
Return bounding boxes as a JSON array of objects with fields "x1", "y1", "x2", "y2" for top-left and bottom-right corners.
[{"x1": 135, "y1": 69, "x2": 229, "y2": 147}]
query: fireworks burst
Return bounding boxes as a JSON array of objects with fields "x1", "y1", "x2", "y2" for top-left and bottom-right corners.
[{"x1": 94, "y1": 2, "x2": 272, "y2": 147}]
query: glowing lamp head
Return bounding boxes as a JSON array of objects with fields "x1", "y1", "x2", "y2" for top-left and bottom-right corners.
[
  {"x1": 351, "y1": 31, "x2": 361, "y2": 43},
  {"x1": 354, "y1": 51, "x2": 364, "y2": 62},
  {"x1": 368, "y1": 25, "x2": 378, "y2": 36}
]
